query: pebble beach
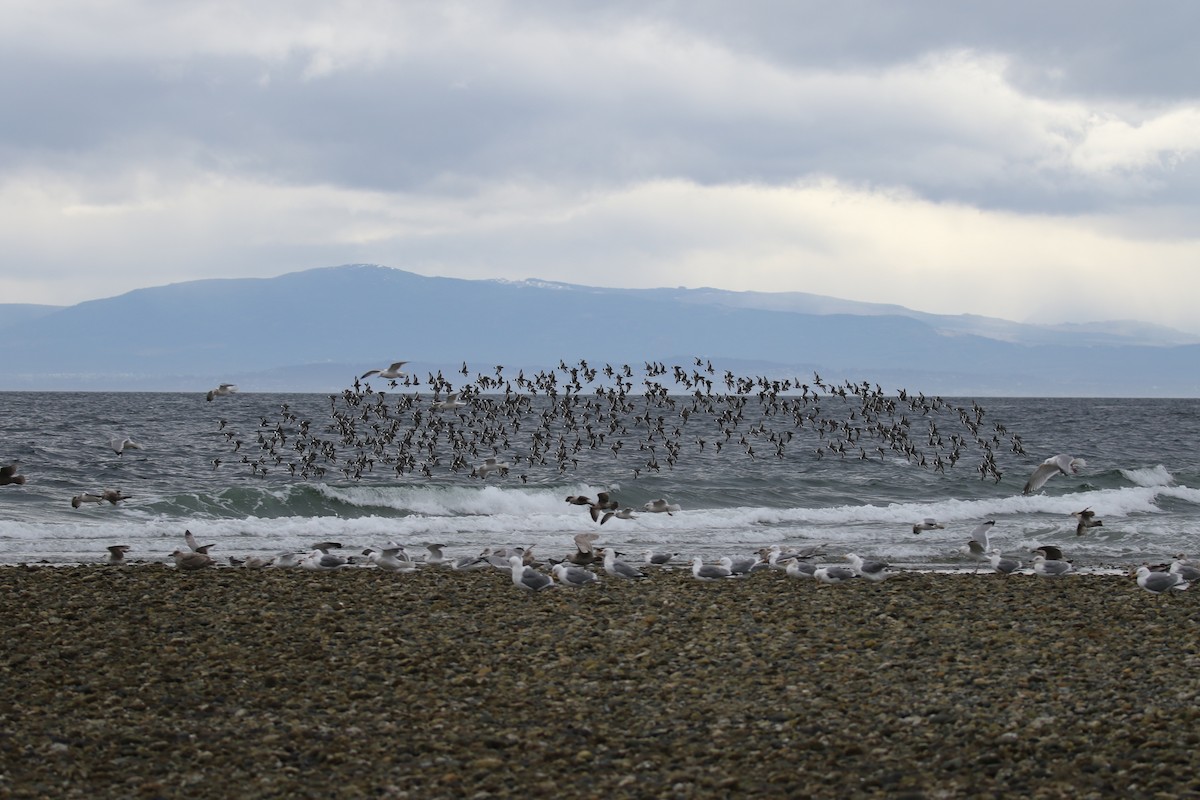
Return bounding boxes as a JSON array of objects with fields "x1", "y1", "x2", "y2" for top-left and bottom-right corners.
[{"x1": 1, "y1": 565, "x2": 1198, "y2": 799}]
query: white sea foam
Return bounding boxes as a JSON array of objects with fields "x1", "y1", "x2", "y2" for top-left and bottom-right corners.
[{"x1": 1120, "y1": 465, "x2": 1174, "y2": 487}]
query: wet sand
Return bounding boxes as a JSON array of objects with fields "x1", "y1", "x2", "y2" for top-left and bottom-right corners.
[{"x1": 1, "y1": 565, "x2": 1197, "y2": 798}]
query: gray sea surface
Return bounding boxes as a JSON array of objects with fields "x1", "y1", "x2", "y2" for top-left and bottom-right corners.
[{"x1": 1, "y1": 387, "x2": 1197, "y2": 569}]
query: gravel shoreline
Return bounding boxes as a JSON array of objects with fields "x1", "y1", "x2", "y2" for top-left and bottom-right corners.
[{"x1": 1, "y1": 565, "x2": 1197, "y2": 799}]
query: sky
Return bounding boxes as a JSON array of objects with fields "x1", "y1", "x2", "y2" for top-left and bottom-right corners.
[{"x1": 2, "y1": 1, "x2": 1199, "y2": 332}]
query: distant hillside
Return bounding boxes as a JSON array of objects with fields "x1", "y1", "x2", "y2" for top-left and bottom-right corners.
[
  {"x1": 0, "y1": 264, "x2": 1196, "y2": 396},
  {"x1": 0, "y1": 303, "x2": 65, "y2": 331}
]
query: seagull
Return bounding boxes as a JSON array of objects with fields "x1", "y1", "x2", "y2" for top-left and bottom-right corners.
[
  {"x1": 1169, "y1": 555, "x2": 1200, "y2": 583},
  {"x1": 814, "y1": 565, "x2": 859, "y2": 584},
  {"x1": 691, "y1": 556, "x2": 736, "y2": 581},
  {"x1": 1031, "y1": 545, "x2": 1065, "y2": 561},
  {"x1": 433, "y1": 392, "x2": 467, "y2": 410},
  {"x1": 100, "y1": 489, "x2": 131, "y2": 505},
  {"x1": 302, "y1": 549, "x2": 349, "y2": 571},
  {"x1": 845, "y1": 553, "x2": 891, "y2": 581},
  {"x1": 965, "y1": 521, "x2": 996, "y2": 558},
  {"x1": 601, "y1": 508, "x2": 637, "y2": 525},
  {"x1": 1032, "y1": 552, "x2": 1074, "y2": 577},
  {"x1": 603, "y1": 549, "x2": 647, "y2": 579},
  {"x1": 361, "y1": 361, "x2": 409, "y2": 380},
  {"x1": 271, "y1": 552, "x2": 306, "y2": 569},
  {"x1": 643, "y1": 550, "x2": 677, "y2": 566},
  {"x1": 509, "y1": 556, "x2": 555, "y2": 592},
  {"x1": 422, "y1": 543, "x2": 448, "y2": 565},
  {"x1": 311, "y1": 541, "x2": 343, "y2": 553},
  {"x1": 473, "y1": 457, "x2": 511, "y2": 479},
  {"x1": 1133, "y1": 565, "x2": 1189, "y2": 594},
  {"x1": 987, "y1": 549, "x2": 1022, "y2": 575},
  {"x1": 643, "y1": 499, "x2": 681, "y2": 515},
  {"x1": 206, "y1": 383, "x2": 238, "y2": 402},
  {"x1": 550, "y1": 563, "x2": 599, "y2": 587},
  {"x1": 0, "y1": 463, "x2": 25, "y2": 486},
  {"x1": 71, "y1": 493, "x2": 105, "y2": 508},
  {"x1": 1023, "y1": 454, "x2": 1087, "y2": 495},
  {"x1": 363, "y1": 547, "x2": 418, "y2": 572},
  {"x1": 184, "y1": 529, "x2": 215, "y2": 554},
  {"x1": 720, "y1": 555, "x2": 765, "y2": 575},
  {"x1": 449, "y1": 554, "x2": 491, "y2": 571},
  {"x1": 785, "y1": 558, "x2": 818, "y2": 579},
  {"x1": 1072, "y1": 508, "x2": 1103, "y2": 536},
  {"x1": 240, "y1": 556, "x2": 274, "y2": 569},
  {"x1": 106, "y1": 545, "x2": 131, "y2": 565},
  {"x1": 109, "y1": 437, "x2": 143, "y2": 456},
  {"x1": 912, "y1": 518, "x2": 945, "y2": 534},
  {"x1": 170, "y1": 549, "x2": 215, "y2": 570}
]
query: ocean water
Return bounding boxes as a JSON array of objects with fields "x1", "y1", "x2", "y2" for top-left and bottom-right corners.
[{"x1": 1, "y1": 379, "x2": 1198, "y2": 570}]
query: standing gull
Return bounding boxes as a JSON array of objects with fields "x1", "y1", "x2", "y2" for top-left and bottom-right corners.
[
  {"x1": 691, "y1": 556, "x2": 736, "y2": 581},
  {"x1": 814, "y1": 565, "x2": 859, "y2": 584},
  {"x1": 784, "y1": 558, "x2": 818, "y2": 579},
  {"x1": 987, "y1": 549, "x2": 1022, "y2": 575},
  {"x1": 1032, "y1": 552, "x2": 1075, "y2": 577},
  {"x1": 170, "y1": 549, "x2": 215, "y2": 570},
  {"x1": 1023, "y1": 454, "x2": 1087, "y2": 495},
  {"x1": 603, "y1": 549, "x2": 647, "y2": 579},
  {"x1": 1133, "y1": 565, "x2": 1189, "y2": 594},
  {"x1": 551, "y1": 563, "x2": 599, "y2": 587},
  {"x1": 1169, "y1": 555, "x2": 1200, "y2": 583},
  {"x1": 106, "y1": 545, "x2": 131, "y2": 565},
  {"x1": 509, "y1": 556, "x2": 555, "y2": 592},
  {"x1": 845, "y1": 553, "x2": 891, "y2": 581}
]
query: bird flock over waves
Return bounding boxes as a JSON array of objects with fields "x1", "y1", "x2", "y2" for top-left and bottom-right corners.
[
  {"x1": 210, "y1": 359, "x2": 1027, "y2": 483},
  {"x1": 94, "y1": 527, "x2": 1196, "y2": 596}
]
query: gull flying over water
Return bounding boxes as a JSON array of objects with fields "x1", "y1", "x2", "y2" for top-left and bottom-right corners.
[
  {"x1": 0, "y1": 463, "x2": 26, "y2": 486},
  {"x1": 109, "y1": 437, "x2": 143, "y2": 456},
  {"x1": 206, "y1": 383, "x2": 238, "y2": 402},
  {"x1": 1072, "y1": 508, "x2": 1103, "y2": 536},
  {"x1": 361, "y1": 361, "x2": 409, "y2": 380},
  {"x1": 1023, "y1": 454, "x2": 1087, "y2": 495},
  {"x1": 912, "y1": 518, "x2": 945, "y2": 534},
  {"x1": 643, "y1": 499, "x2": 681, "y2": 515}
]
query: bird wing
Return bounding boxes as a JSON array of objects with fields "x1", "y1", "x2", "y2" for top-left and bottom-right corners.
[{"x1": 1023, "y1": 461, "x2": 1064, "y2": 494}]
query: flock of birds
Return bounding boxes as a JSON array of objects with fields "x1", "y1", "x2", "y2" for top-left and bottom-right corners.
[
  {"x1": 95, "y1": 522, "x2": 1197, "y2": 595},
  {"x1": 206, "y1": 359, "x2": 1025, "y2": 484},
  {"x1": 0, "y1": 361, "x2": 1190, "y2": 594}
]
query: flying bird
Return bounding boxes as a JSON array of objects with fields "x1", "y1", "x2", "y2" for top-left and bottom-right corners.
[
  {"x1": 1023, "y1": 454, "x2": 1087, "y2": 495},
  {"x1": 1072, "y1": 508, "x2": 1103, "y2": 536},
  {"x1": 361, "y1": 361, "x2": 409, "y2": 380},
  {"x1": 206, "y1": 383, "x2": 238, "y2": 402},
  {"x1": 912, "y1": 518, "x2": 945, "y2": 534},
  {"x1": 0, "y1": 463, "x2": 26, "y2": 486},
  {"x1": 109, "y1": 437, "x2": 143, "y2": 456}
]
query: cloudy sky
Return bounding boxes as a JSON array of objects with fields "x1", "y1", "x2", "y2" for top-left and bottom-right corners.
[{"x1": 3, "y1": 1, "x2": 1198, "y2": 331}]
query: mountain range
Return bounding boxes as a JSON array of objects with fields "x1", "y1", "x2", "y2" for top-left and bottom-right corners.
[{"x1": 1, "y1": 264, "x2": 1196, "y2": 396}]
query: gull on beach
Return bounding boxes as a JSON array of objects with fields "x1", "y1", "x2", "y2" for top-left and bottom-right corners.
[
  {"x1": 363, "y1": 547, "x2": 418, "y2": 572},
  {"x1": 106, "y1": 545, "x2": 131, "y2": 565},
  {"x1": 720, "y1": 555, "x2": 765, "y2": 575},
  {"x1": 171, "y1": 549, "x2": 215, "y2": 570},
  {"x1": 1133, "y1": 565, "x2": 1189, "y2": 594},
  {"x1": 206, "y1": 383, "x2": 238, "y2": 402},
  {"x1": 603, "y1": 549, "x2": 647, "y2": 579},
  {"x1": 1023, "y1": 454, "x2": 1087, "y2": 495},
  {"x1": 987, "y1": 549, "x2": 1022, "y2": 575},
  {"x1": 184, "y1": 529, "x2": 215, "y2": 554},
  {"x1": 450, "y1": 554, "x2": 492, "y2": 571},
  {"x1": 785, "y1": 558, "x2": 818, "y2": 579},
  {"x1": 302, "y1": 549, "x2": 349, "y2": 570},
  {"x1": 912, "y1": 518, "x2": 945, "y2": 534},
  {"x1": 845, "y1": 553, "x2": 891, "y2": 581},
  {"x1": 361, "y1": 361, "x2": 409, "y2": 380},
  {"x1": 0, "y1": 463, "x2": 26, "y2": 486},
  {"x1": 1032, "y1": 552, "x2": 1074, "y2": 577},
  {"x1": 271, "y1": 552, "x2": 305, "y2": 569},
  {"x1": 240, "y1": 555, "x2": 274, "y2": 569},
  {"x1": 551, "y1": 563, "x2": 599, "y2": 587},
  {"x1": 814, "y1": 565, "x2": 859, "y2": 584},
  {"x1": 691, "y1": 556, "x2": 736, "y2": 581},
  {"x1": 109, "y1": 437, "x2": 143, "y2": 456},
  {"x1": 965, "y1": 521, "x2": 996, "y2": 558},
  {"x1": 1169, "y1": 555, "x2": 1200, "y2": 583},
  {"x1": 643, "y1": 550, "x2": 678, "y2": 566},
  {"x1": 509, "y1": 556, "x2": 555, "y2": 592},
  {"x1": 643, "y1": 499, "x2": 681, "y2": 515},
  {"x1": 422, "y1": 543, "x2": 448, "y2": 565}
]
